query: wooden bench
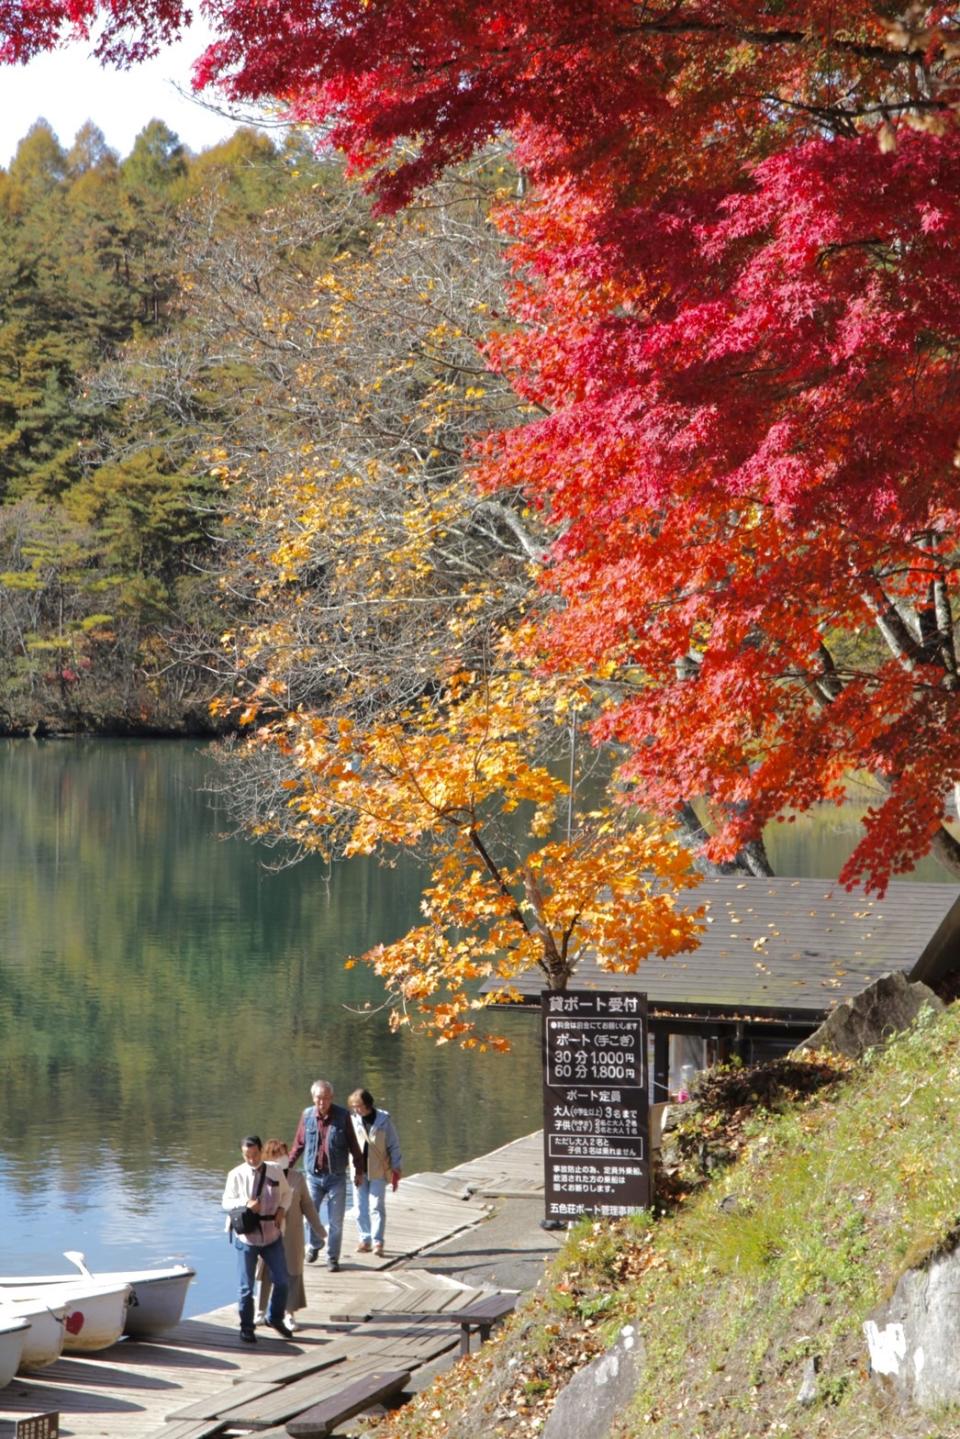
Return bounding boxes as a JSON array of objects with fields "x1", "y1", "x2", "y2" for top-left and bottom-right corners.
[
  {"x1": 284, "y1": 1368, "x2": 411, "y2": 1438},
  {"x1": 369, "y1": 1291, "x2": 519, "y2": 1356}
]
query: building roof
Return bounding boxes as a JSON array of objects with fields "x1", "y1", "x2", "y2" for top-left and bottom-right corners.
[{"x1": 484, "y1": 877, "x2": 960, "y2": 1022}]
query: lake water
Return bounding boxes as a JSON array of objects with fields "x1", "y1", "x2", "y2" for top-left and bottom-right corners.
[{"x1": 0, "y1": 740, "x2": 953, "y2": 1315}]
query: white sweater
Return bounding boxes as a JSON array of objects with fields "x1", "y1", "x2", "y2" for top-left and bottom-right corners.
[{"x1": 221, "y1": 1161, "x2": 291, "y2": 1246}]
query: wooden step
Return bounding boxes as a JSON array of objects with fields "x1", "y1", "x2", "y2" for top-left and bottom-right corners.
[
  {"x1": 166, "y1": 1378, "x2": 280, "y2": 1422},
  {"x1": 212, "y1": 1354, "x2": 392, "y2": 1430},
  {"x1": 285, "y1": 1369, "x2": 411, "y2": 1439}
]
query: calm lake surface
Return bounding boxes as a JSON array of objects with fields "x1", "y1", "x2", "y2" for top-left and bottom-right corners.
[{"x1": 0, "y1": 740, "x2": 954, "y2": 1315}]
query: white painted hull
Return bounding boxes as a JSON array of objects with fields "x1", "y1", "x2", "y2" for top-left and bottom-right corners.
[
  {"x1": 90, "y1": 1268, "x2": 194, "y2": 1337},
  {"x1": 0, "y1": 1281, "x2": 130, "y2": 1353},
  {"x1": 0, "y1": 1296, "x2": 67, "y2": 1370},
  {"x1": 0, "y1": 1317, "x2": 30, "y2": 1387},
  {"x1": 0, "y1": 1265, "x2": 194, "y2": 1338}
]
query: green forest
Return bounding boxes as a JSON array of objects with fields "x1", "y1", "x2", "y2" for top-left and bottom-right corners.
[{"x1": 0, "y1": 116, "x2": 359, "y2": 735}]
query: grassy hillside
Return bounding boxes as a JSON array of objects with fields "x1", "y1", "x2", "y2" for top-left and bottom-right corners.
[{"x1": 369, "y1": 1002, "x2": 960, "y2": 1439}]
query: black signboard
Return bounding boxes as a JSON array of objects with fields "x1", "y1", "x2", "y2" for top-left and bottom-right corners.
[
  {"x1": 13, "y1": 1416, "x2": 59, "y2": 1439},
  {"x1": 542, "y1": 990, "x2": 649, "y2": 1222}
]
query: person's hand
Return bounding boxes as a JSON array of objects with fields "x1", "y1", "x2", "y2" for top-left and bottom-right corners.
[
  {"x1": 248, "y1": 1196, "x2": 262, "y2": 1212},
  {"x1": 391, "y1": 1169, "x2": 402, "y2": 1192}
]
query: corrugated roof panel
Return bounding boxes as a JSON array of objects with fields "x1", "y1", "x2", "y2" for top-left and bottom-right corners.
[{"x1": 484, "y1": 877, "x2": 960, "y2": 1017}]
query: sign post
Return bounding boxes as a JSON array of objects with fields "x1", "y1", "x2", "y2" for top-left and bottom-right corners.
[{"x1": 541, "y1": 990, "x2": 649, "y2": 1225}]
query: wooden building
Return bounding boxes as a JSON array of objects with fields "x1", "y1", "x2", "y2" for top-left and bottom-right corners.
[{"x1": 484, "y1": 877, "x2": 960, "y2": 1100}]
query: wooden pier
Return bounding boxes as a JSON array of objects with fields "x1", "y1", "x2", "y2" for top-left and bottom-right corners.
[{"x1": 0, "y1": 1133, "x2": 544, "y2": 1438}]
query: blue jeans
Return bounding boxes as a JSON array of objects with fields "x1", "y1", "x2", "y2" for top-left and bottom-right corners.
[
  {"x1": 305, "y1": 1171, "x2": 346, "y2": 1266},
  {"x1": 354, "y1": 1177, "x2": 388, "y2": 1246},
  {"x1": 232, "y1": 1233, "x2": 288, "y2": 1331}
]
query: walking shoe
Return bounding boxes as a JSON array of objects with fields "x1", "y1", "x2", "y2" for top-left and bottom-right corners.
[
  {"x1": 284, "y1": 1313, "x2": 299, "y2": 1331},
  {"x1": 356, "y1": 1241, "x2": 372, "y2": 1252},
  {"x1": 373, "y1": 1242, "x2": 384, "y2": 1256},
  {"x1": 253, "y1": 1310, "x2": 266, "y2": 1325},
  {"x1": 240, "y1": 1328, "x2": 256, "y2": 1344},
  {"x1": 328, "y1": 1261, "x2": 340, "y2": 1273},
  {"x1": 306, "y1": 1246, "x2": 319, "y2": 1263},
  {"x1": 268, "y1": 1317, "x2": 295, "y2": 1339}
]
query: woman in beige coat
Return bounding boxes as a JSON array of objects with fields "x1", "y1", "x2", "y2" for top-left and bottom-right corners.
[{"x1": 256, "y1": 1138, "x2": 325, "y2": 1330}]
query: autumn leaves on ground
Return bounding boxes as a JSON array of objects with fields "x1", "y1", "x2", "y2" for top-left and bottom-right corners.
[{"x1": 368, "y1": 1012, "x2": 960, "y2": 1438}]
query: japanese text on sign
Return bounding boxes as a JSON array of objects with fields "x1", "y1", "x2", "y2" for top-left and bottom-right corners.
[
  {"x1": 15, "y1": 1416, "x2": 60, "y2": 1439},
  {"x1": 541, "y1": 990, "x2": 649, "y2": 1220}
]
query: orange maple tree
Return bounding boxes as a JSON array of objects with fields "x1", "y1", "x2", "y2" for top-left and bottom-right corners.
[
  {"x1": 184, "y1": 175, "x2": 702, "y2": 1048},
  {"x1": 245, "y1": 659, "x2": 702, "y2": 1047}
]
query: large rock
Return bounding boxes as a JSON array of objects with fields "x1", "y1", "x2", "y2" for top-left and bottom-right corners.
[
  {"x1": 542, "y1": 1324, "x2": 644, "y2": 1439},
  {"x1": 864, "y1": 1245, "x2": 960, "y2": 1410},
  {"x1": 795, "y1": 971, "x2": 943, "y2": 1060}
]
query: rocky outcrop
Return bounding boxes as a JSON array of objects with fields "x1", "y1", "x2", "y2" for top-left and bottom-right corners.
[
  {"x1": 542, "y1": 1324, "x2": 644, "y2": 1439},
  {"x1": 795, "y1": 971, "x2": 943, "y2": 1060},
  {"x1": 864, "y1": 1244, "x2": 960, "y2": 1411}
]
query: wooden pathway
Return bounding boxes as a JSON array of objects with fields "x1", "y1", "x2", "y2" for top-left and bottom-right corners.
[
  {"x1": 0, "y1": 1133, "x2": 543, "y2": 1438},
  {"x1": 443, "y1": 1131, "x2": 543, "y2": 1198}
]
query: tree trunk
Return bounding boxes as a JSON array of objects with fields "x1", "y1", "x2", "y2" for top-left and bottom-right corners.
[
  {"x1": 674, "y1": 802, "x2": 775, "y2": 877},
  {"x1": 930, "y1": 824, "x2": 960, "y2": 882}
]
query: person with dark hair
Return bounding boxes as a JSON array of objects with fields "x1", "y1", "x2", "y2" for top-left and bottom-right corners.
[
  {"x1": 255, "y1": 1138, "x2": 325, "y2": 1331},
  {"x1": 221, "y1": 1135, "x2": 292, "y2": 1343},
  {"x1": 288, "y1": 1080, "x2": 365, "y2": 1273},
  {"x1": 348, "y1": 1089, "x2": 403, "y2": 1257}
]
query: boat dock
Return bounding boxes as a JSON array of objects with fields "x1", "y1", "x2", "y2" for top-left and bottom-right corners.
[{"x1": 0, "y1": 1133, "x2": 547, "y2": 1438}]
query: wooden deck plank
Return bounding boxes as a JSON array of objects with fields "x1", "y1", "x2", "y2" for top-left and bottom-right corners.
[
  {"x1": 232, "y1": 1343, "x2": 354, "y2": 1388},
  {"x1": 285, "y1": 1369, "x2": 411, "y2": 1439},
  {"x1": 144, "y1": 1421, "x2": 228, "y2": 1439},
  {"x1": 366, "y1": 1326, "x2": 460, "y2": 1364},
  {"x1": 327, "y1": 1273, "x2": 479, "y2": 1323},
  {"x1": 0, "y1": 1133, "x2": 534, "y2": 1437},
  {"x1": 367, "y1": 1292, "x2": 520, "y2": 1357},
  {"x1": 443, "y1": 1132, "x2": 544, "y2": 1198},
  {"x1": 392, "y1": 1283, "x2": 483, "y2": 1314},
  {"x1": 166, "y1": 1378, "x2": 281, "y2": 1422},
  {"x1": 216, "y1": 1355, "x2": 393, "y2": 1429}
]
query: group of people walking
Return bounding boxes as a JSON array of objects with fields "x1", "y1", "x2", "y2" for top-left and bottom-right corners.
[{"x1": 221, "y1": 1079, "x2": 403, "y2": 1343}]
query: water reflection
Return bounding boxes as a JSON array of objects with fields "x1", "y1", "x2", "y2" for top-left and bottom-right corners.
[
  {"x1": 0, "y1": 742, "x2": 953, "y2": 1313},
  {"x1": 0, "y1": 740, "x2": 541, "y2": 1311},
  {"x1": 762, "y1": 794, "x2": 958, "y2": 882}
]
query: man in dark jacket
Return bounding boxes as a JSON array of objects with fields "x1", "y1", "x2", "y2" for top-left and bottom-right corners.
[{"x1": 289, "y1": 1079, "x2": 365, "y2": 1272}]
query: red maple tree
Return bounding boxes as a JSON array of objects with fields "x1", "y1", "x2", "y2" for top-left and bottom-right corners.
[
  {"x1": 482, "y1": 123, "x2": 960, "y2": 890},
  {"x1": 8, "y1": 2, "x2": 960, "y2": 889}
]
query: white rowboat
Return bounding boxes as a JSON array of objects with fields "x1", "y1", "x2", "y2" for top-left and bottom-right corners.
[
  {"x1": 0, "y1": 1316, "x2": 30, "y2": 1387},
  {"x1": 0, "y1": 1279, "x2": 130, "y2": 1352},
  {"x1": 75, "y1": 1262, "x2": 194, "y2": 1337},
  {"x1": 0, "y1": 1253, "x2": 194, "y2": 1338},
  {"x1": 0, "y1": 1294, "x2": 67, "y2": 1370}
]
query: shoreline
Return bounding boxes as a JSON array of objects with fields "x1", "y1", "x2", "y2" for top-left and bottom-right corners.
[{"x1": 0, "y1": 1131, "x2": 553, "y2": 1437}]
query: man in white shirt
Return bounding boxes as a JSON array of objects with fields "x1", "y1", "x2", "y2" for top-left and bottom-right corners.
[{"x1": 222, "y1": 1134, "x2": 294, "y2": 1343}]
